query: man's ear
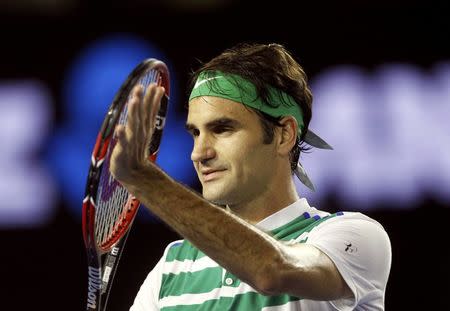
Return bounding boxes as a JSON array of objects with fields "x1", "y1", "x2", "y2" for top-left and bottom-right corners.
[{"x1": 277, "y1": 116, "x2": 298, "y2": 156}]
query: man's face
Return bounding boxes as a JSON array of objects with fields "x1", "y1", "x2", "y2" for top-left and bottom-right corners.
[{"x1": 186, "y1": 96, "x2": 278, "y2": 206}]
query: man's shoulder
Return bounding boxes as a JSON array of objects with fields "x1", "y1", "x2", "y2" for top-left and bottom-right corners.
[
  {"x1": 162, "y1": 239, "x2": 207, "y2": 262},
  {"x1": 165, "y1": 239, "x2": 186, "y2": 250},
  {"x1": 307, "y1": 210, "x2": 390, "y2": 249},
  {"x1": 316, "y1": 211, "x2": 385, "y2": 231}
]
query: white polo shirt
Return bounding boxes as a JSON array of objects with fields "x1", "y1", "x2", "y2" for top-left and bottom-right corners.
[{"x1": 131, "y1": 198, "x2": 391, "y2": 310}]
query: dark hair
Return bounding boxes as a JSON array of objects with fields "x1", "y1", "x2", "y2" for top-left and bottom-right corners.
[{"x1": 189, "y1": 43, "x2": 313, "y2": 172}]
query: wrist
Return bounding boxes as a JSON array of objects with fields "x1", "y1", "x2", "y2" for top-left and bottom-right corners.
[{"x1": 118, "y1": 161, "x2": 161, "y2": 192}]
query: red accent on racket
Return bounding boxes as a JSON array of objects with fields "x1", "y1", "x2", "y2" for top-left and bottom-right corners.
[{"x1": 82, "y1": 59, "x2": 170, "y2": 311}]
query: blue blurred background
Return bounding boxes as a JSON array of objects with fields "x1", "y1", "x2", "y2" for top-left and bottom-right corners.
[{"x1": 1, "y1": 1, "x2": 449, "y2": 309}]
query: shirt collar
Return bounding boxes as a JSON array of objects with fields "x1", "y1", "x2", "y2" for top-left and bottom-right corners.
[{"x1": 255, "y1": 198, "x2": 312, "y2": 232}]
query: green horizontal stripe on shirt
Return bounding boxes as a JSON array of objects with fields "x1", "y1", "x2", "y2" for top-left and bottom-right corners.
[
  {"x1": 159, "y1": 211, "x2": 344, "y2": 307},
  {"x1": 166, "y1": 241, "x2": 206, "y2": 262},
  {"x1": 270, "y1": 214, "x2": 309, "y2": 237},
  {"x1": 160, "y1": 266, "x2": 223, "y2": 298},
  {"x1": 231, "y1": 291, "x2": 302, "y2": 310},
  {"x1": 271, "y1": 213, "x2": 340, "y2": 241},
  {"x1": 272, "y1": 216, "x2": 316, "y2": 240}
]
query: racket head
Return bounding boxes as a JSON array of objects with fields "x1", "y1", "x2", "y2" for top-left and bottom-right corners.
[
  {"x1": 81, "y1": 59, "x2": 170, "y2": 311},
  {"x1": 83, "y1": 58, "x2": 169, "y2": 252}
]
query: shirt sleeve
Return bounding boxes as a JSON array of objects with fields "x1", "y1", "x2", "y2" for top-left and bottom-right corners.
[
  {"x1": 130, "y1": 239, "x2": 184, "y2": 311},
  {"x1": 306, "y1": 213, "x2": 392, "y2": 310},
  {"x1": 129, "y1": 256, "x2": 164, "y2": 311}
]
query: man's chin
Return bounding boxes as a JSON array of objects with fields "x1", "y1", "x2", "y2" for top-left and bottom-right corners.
[
  {"x1": 202, "y1": 189, "x2": 232, "y2": 206},
  {"x1": 204, "y1": 194, "x2": 226, "y2": 205}
]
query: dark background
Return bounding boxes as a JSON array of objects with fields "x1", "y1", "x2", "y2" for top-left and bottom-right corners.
[{"x1": 1, "y1": 1, "x2": 449, "y2": 310}]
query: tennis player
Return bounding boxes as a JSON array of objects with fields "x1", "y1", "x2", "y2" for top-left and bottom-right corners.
[{"x1": 111, "y1": 43, "x2": 391, "y2": 310}]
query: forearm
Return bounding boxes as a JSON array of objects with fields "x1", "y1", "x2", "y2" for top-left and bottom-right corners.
[{"x1": 123, "y1": 163, "x2": 286, "y2": 290}]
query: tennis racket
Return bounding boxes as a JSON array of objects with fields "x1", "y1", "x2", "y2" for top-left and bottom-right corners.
[{"x1": 82, "y1": 59, "x2": 170, "y2": 311}]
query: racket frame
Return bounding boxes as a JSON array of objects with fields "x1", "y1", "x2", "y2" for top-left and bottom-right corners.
[{"x1": 82, "y1": 59, "x2": 170, "y2": 311}]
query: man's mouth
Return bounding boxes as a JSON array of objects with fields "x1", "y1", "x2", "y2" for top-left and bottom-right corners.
[{"x1": 201, "y1": 169, "x2": 226, "y2": 182}]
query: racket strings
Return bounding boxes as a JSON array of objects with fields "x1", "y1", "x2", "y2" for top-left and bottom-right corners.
[
  {"x1": 95, "y1": 133, "x2": 129, "y2": 246},
  {"x1": 94, "y1": 69, "x2": 162, "y2": 248}
]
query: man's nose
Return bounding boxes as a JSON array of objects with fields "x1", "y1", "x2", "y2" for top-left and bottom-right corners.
[{"x1": 191, "y1": 134, "x2": 216, "y2": 163}]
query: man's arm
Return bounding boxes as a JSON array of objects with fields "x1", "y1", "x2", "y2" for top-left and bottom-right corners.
[{"x1": 111, "y1": 84, "x2": 352, "y2": 300}]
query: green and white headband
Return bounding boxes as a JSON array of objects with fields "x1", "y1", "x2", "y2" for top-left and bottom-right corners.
[{"x1": 189, "y1": 71, "x2": 332, "y2": 191}]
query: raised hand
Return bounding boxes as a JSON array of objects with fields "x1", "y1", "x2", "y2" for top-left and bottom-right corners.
[{"x1": 110, "y1": 83, "x2": 165, "y2": 185}]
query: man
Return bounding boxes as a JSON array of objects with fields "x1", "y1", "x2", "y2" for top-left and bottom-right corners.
[{"x1": 110, "y1": 43, "x2": 391, "y2": 310}]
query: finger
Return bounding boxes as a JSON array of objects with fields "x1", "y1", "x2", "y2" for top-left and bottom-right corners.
[
  {"x1": 150, "y1": 86, "x2": 164, "y2": 128},
  {"x1": 110, "y1": 124, "x2": 126, "y2": 178},
  {"x1": 126, "y1": 86, "x2": 143, "y2": 143},
  {"x1": 132, "y1": 83, "x2": 143, "y2": 98},
  {"x1": 141, "y1": 84, "x2": 157, "y2": 146},
  {"x1": 141, "y1": 83, "x2": 157, "y2": 131},
  {"x1": 115, "y1": 124, "x2": 130, "y2": 156},
  {"x1": 139, "y1": 84, "x2": 155, "y2": 159},
  {"x1": 133, "y1": 84, "x2": 149, "y2": 157},
  {"x1": 115, "y1": 124, "x2": 126, "y2": 141},
  {"x1": 140, "y1": 83, "x2": 152, "y2": 130},
  {"x1": 144, "y1": 84, "x2": 164, "y2": 138},
  {"x1": 146, "y1": 85, "x2": 165, "y2": 127}
]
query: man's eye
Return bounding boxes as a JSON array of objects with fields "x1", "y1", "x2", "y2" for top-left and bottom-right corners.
[
  {"x1": 189, "y1": 129, "x2": 200, "y2": 137},
  {"x1": 214, "y1": 127, "x2": 232, "y2": 134}
]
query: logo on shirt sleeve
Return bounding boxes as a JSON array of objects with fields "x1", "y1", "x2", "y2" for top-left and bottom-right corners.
[{"x1": 344, "y1": 242, "x2": 357, "y2": 253}]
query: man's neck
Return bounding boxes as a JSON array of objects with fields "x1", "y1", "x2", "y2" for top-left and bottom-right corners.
[{"x1": 227, "y1": 179, "x2": 300, "y2": 224}]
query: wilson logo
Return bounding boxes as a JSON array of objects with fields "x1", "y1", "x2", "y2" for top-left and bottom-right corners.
[{"x1": 87, "y1": 266, "x2": 102, "y2": 309}]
